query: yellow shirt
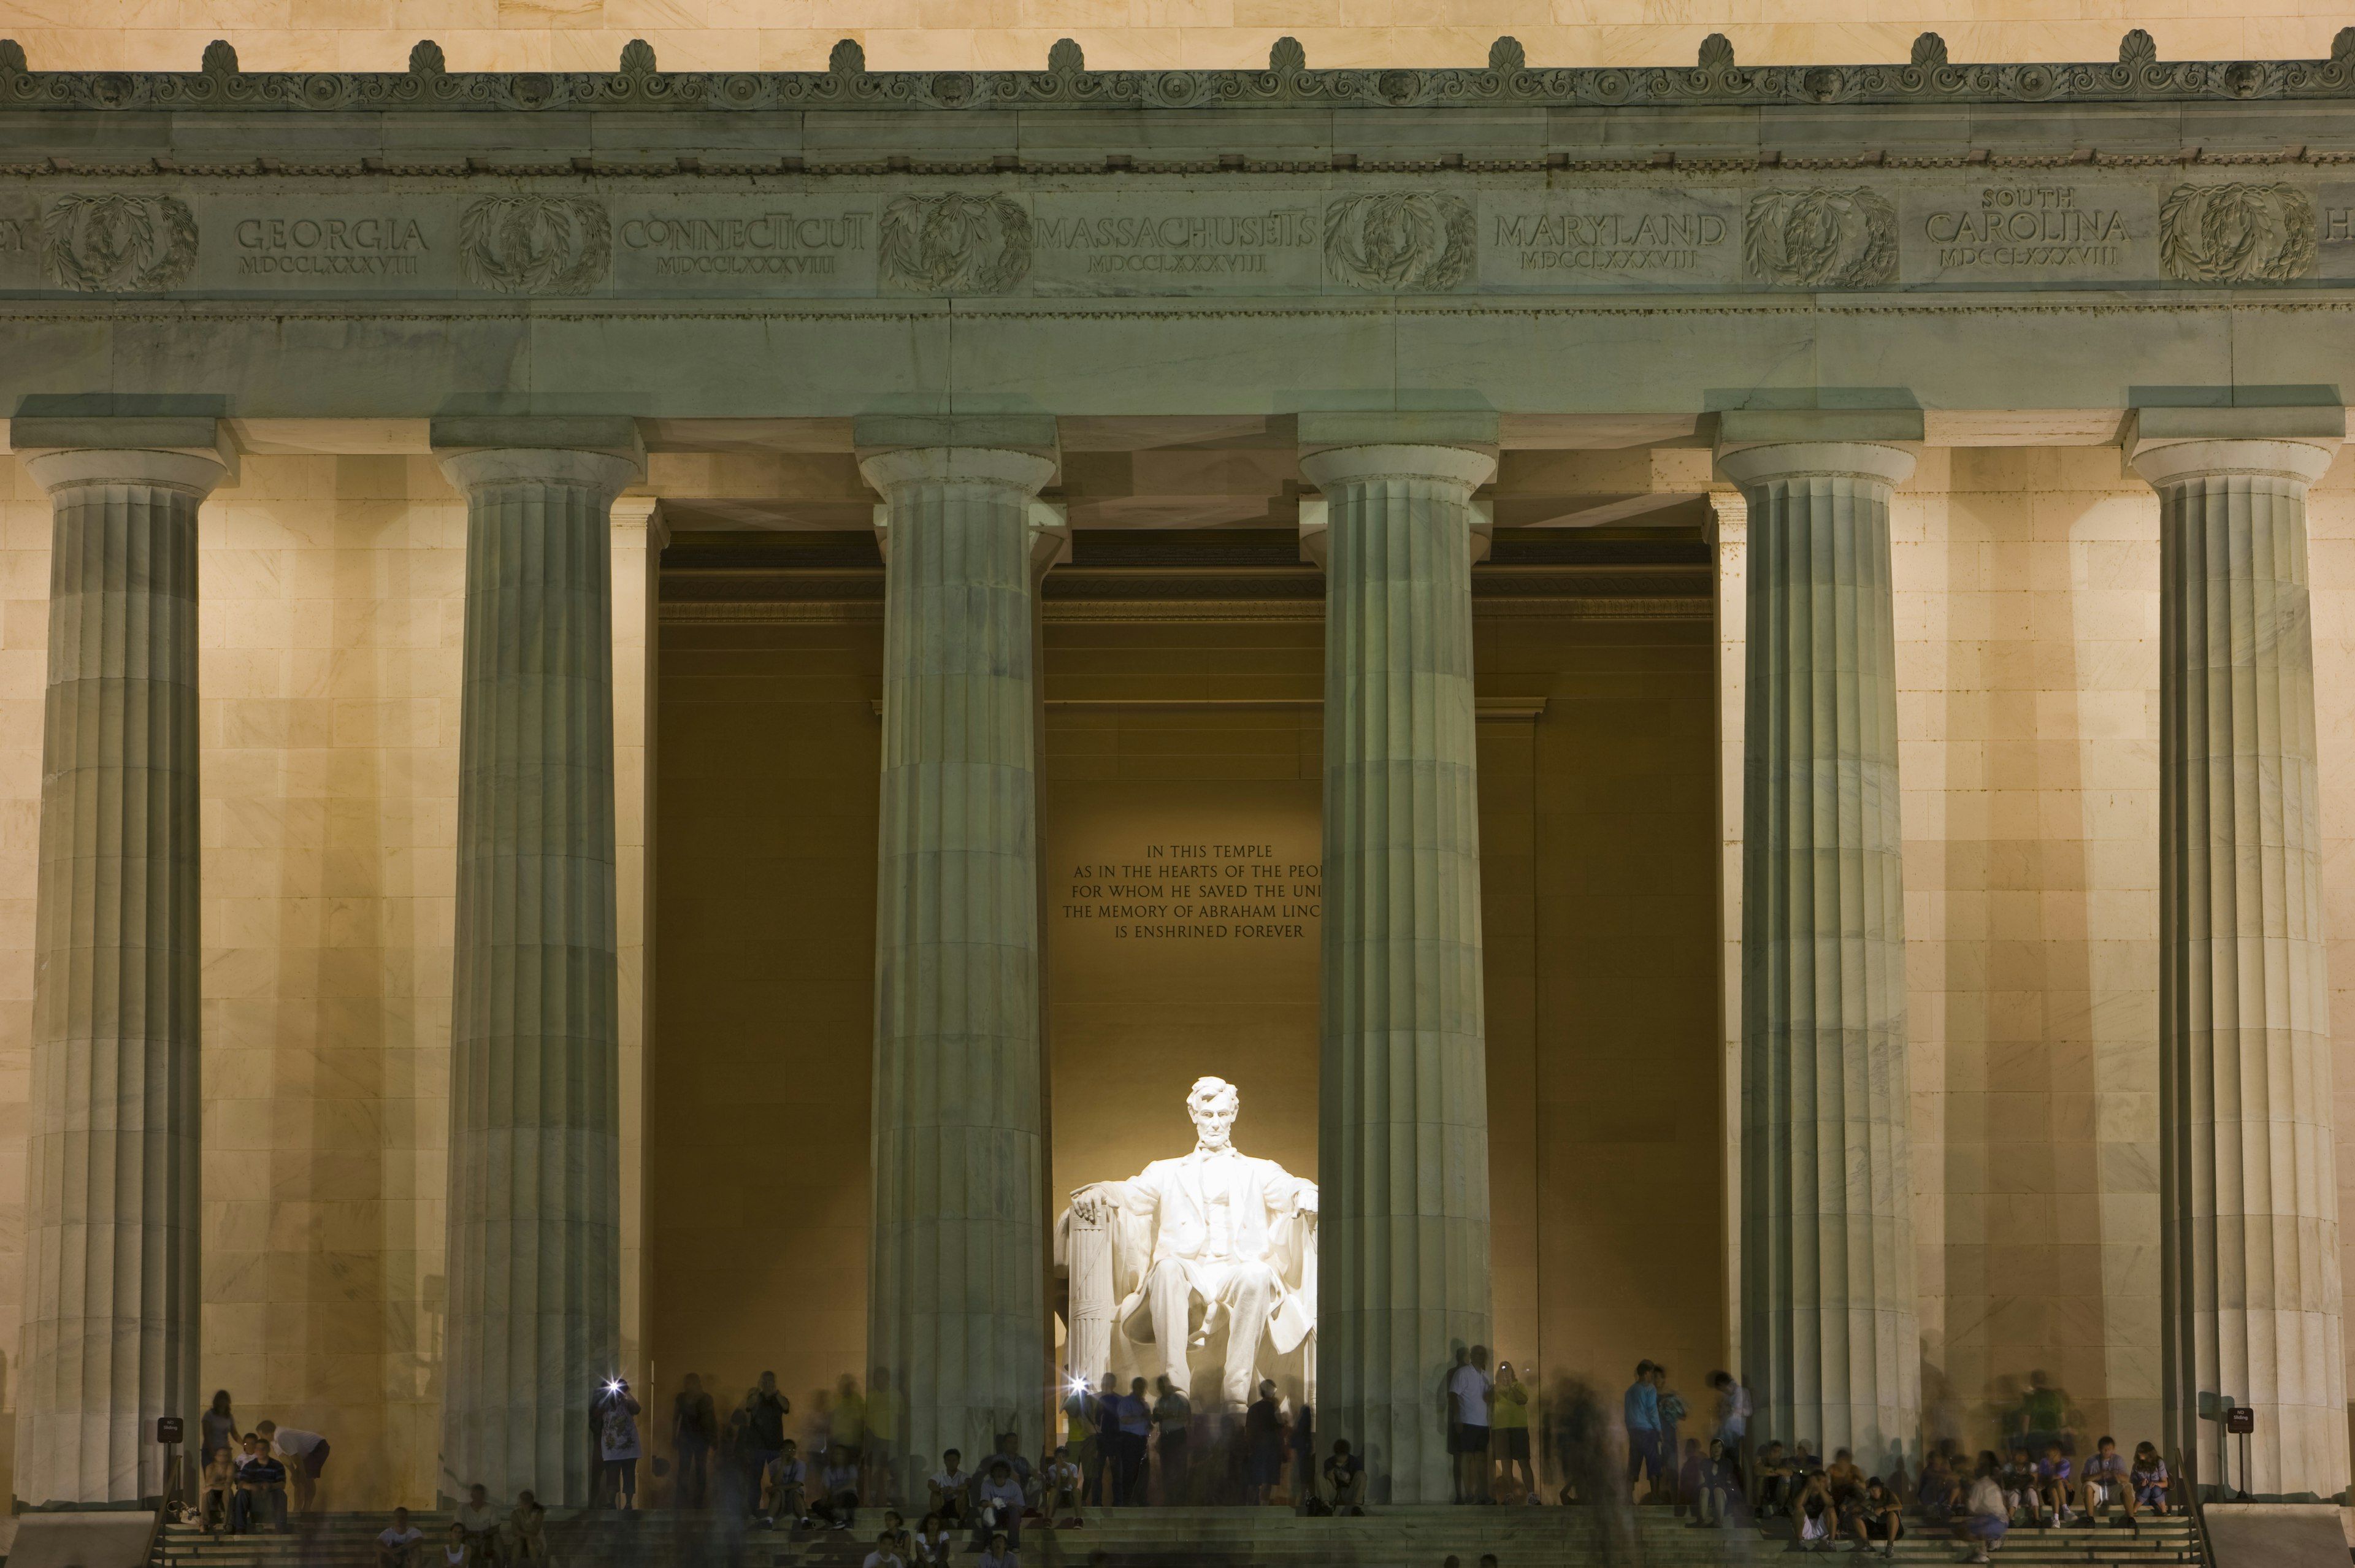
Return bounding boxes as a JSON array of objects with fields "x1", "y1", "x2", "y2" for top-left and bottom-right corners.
[{"x1": 1492, "y1": 1382, "x2": 1530, "y2": 1429}]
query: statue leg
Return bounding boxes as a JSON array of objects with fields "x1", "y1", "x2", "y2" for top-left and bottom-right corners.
[
  {"x1": 1217, "y1": 1263, "x2": 1279, "y2": 1409},
  {"x1": 1144, "y1": 1258, "x2": 1199, "y2": 1398}
]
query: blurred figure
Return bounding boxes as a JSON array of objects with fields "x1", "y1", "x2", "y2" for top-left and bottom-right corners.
[
  {"x1": 673, "y1": 1373, "x2": 716, "y2": 1508},
  {"x1": 1490, "y1": 1361, "x2": 1534, "y2": 1502}
]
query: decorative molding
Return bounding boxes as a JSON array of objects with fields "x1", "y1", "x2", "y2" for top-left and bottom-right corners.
[
  {"x1": 662, "y1": 595, "x2": 1707, "y2": 624},
  {"x1": 9, "y1": 32, "x2": 2355, "y2": 115},
  {"x1": 40, "y1": 193, "x2": 196, "y2": 291},
  {"x1": 1744, "y1": 187, "x2": 1897, "y2": 288},
  {"x1": 878, "y1": 193, "x2": 1032, "y2": 294},
  {"x1": 1323, "y1": 193, "x2": 1477, "y2": 293},
  {"x1": 458, "y1": 195, "x2": 610, "y2": 293},
  {"x1": 2158, "y1": 182, "x2": 2318, "y2": 283}
]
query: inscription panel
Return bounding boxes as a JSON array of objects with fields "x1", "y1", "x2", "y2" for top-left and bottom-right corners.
[
  {"x1": 1060, "y1": 837, "x2": 1319, "y2": 944},
  {"x1": 195, "y1": 198, "x2": 458, "y2": 292},
  {"x1": 2311, "y1": 184, "x2": 2355, "y2": 279},
  {"x1": 1899, "y1": 183, "x2": 2157, "y2": 286},
  {"x1": 1031, "y1": 194, "x2": 1320, "y2": 295},
  {"x1": 611, "y1": 196, "x2": 878, "y2": 295},
  {"x1": 1476, "y1": 191, "x2": 1739, "y2": 289}
]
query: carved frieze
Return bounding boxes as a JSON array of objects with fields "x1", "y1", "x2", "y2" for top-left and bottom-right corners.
[
  {"x1": 40, "y1": 193, "x2": 197, "y2": 292},
  {"x1": 2158, "y1": 183, "x2": 2317, "y2": 283},
  {"x1": 1323, "y1": 193, "x2": 1475, "y2": 293},
  {"x1": 3, "y1": 177, "x2": 2354, "y2": 301},
  {"x1": 878, "y1": 193, "x2": 1031, "y2": 294},
  {"x1": 457, "y1": 194, "x2": 610, "y2": 294},
  {"x1": 1743, "y1": 187, "x2": 1897, "y2": 288}
]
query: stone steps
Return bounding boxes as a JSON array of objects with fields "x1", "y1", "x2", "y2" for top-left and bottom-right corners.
[{"x1": 153, "y1": 1506, "x2": 2209, "y2": 1568}]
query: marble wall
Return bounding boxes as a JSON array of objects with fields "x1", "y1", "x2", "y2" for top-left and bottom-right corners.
[
  {"x1": 0, "y1": 3, "x2": 2334, "y2": 79},
  {"x1": 1889, "y1": 447, "x2": 2169, "y2": 1458}
]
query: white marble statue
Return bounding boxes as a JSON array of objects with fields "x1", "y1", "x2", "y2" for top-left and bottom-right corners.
[{"x1": 1058, "y1": 1076, "x2": 1319, "y2": 1411}]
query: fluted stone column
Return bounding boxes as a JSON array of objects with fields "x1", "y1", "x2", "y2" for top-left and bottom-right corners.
[
  {"x1": 861, "y1": 423, "x2": 1060, "y2": 1504},
  {"x1": 435, "y1": 424, "x2": 642, "y2": 1505},
  {"x1": 12, "y1": 423, "x2": 228, "y2": 1507},
  {"x1": 1300, "y1": 419, "x2": 1496, "y2": 1505},
  {"x1": 1720, "y1": 438, "x2": 1921, "y2": 1473},
  {"x1": 2135, "y1": 419, "x2": 2349, "y2": 1500}
]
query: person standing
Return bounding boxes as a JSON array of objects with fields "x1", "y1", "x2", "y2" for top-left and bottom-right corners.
[
  {"x1": 1062, "y1": 1377, "x2": 1100, "y2": 1505},
  {"x1": 1151, "y1": 1376, "x2": 1191, "y2": 1503},
  {"x1": 258, "y1": 1421, "x2": 329, "y2": 1515},
  {"x1": 673, "y1": 1373, "x2": 717, "y2": 1509},
  {"x1": 202, "y1": 1390, "x2": 239, "y2": 1467},
  {"x1": 1622, "y1": 1362, "x2": 1661, "y2": 1502},
  {"x1": 1116, "y1": 1379, "x2": 1151, "y2": 1505},
  {"x1": 1490, "y1": 1362, "x2": 1533, "y2": 1502},
  {"x1": 1653, "y1": 1366, "x2": 1687, "y2": 1508},
  {"x1": 597, "y1": 1380, "x2": 643, "y2": 1510},
  {"x1": 1243, "y1": 1381, "x2": 1286, "y2": 1506},
  {"x1": 1446, "y1": 1346, "x2": 1493, "y2": 1504},
  {"x1": 835, "y1": 1375, "x2": 870, "y2": 1472},
  {"x1": 748, "y1": 1372, "x2": 792, "y2": 1512}
]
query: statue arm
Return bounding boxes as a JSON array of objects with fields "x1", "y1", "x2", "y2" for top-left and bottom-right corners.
[{"x1": 1070, "y1": 1175, "x2": 1154, "y2": 1224}]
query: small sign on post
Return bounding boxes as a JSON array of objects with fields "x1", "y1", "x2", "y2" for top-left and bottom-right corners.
[
  {"x1": 2225, "y1": 1407, "x2": 2257, "y2": 1434},
  {"x1": 155, "y1": 1416, "x2": 183, "y2": 1444}
]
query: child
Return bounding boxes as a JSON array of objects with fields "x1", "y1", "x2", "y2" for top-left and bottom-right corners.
[
  {"x1": 2034, "y1": 1441, "x2": 2074, "y2": 1525},
  {"x1": 911, "y1": 1514, "x2": 954, "y2": 1565},
  {"x1": 773, "y1": 1439, "x2": 810, "y2": 1528},
  {"x1": 202, "y1": 1445, "x2": 236, "y2": 1533},
  {"x1": 2080, "y1": 1436, "x2": 2129, "y2": 1522},
  {"x1": 1044, "y1": 1445, "x2": 1082, "y2": 1527},
  {"x1": 1997, "y1": 1449, "x2": 2035, "y2": 1523},
  {"x1": 862, "y1": 1527, "x2": 906, "y2": 1568},
  {"x1": 977, "y1": 1531, "x2": 1017, "y2": 1568},
  {"x1": 929, "y1": 1449, "x2": 972, "y2": 1528},
  {"x1": 1674, "y1": 1438, "x2": 1707, "y2": 1520},
  {"x1": 2130, "y1": 1443, "x2": 2170, "y2": 1520}
]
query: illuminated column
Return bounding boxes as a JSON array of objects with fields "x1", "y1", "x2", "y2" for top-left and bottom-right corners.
[
  {"x1": 1719, "y1": 432, "x2": 1921, "y2": 1472},
  {"x1": 1299, "y1": 414, "x2": 1496, "y2": 1506},
  {"x1": 2132, "y1": 411, "x2": 2349, "y2": 1500},
  {"x1": 860, "y1": 415, "x2": 1061, "y2": 1504},
  {"x1": 434, "y1": 419, "x2": 641, "y2": 1505},
  {"x1": 11, "y1": 419, "x2": 229, "y2": 1506}
]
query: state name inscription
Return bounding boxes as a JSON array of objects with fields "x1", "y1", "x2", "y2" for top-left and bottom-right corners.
[{"x1": 1062, "y1": 840, "x2": 1319, "y2": 940}]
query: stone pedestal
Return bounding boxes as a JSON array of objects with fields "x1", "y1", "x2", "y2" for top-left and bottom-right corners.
[
  {"x1": 2134, "y1": 429, "x2": 2349, "y2": 1500},
  {"x1": 861, "y1": 438, "x2": 1060, "y2": 1502},
  {"x1": 1718, "y1": 439, "x2": 1921, "y2": 1472},
  {"x1": 1300, "y1": 432, "x2": 1496, "y2": 1505},
  {"x1": 435, "y1": 435, "x2": 641, "y2": 1505},
  {"x1": 12, "y1": 427, "x2": 228, "y2": 1506}
]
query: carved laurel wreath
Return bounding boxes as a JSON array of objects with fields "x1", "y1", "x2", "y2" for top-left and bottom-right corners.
[
  {"x1": 40, "y1": 193, "x2": 197, "y2": 293},
  {"x1": 2158, "y1": 183, "x2": 2317, "y2": 284},
  {"x1": 878, "y1": 193, "x2": 1033, "y2": 294},
  {"x1": 1743, "y1": 188, "x2": 1898, "y2": 288},
  {"x1": 1323, "y1": 193, "x2": 1476, "y2": 293},
  {"x1": 458, "y1": 194, "x2": 611, "y2": 294}
]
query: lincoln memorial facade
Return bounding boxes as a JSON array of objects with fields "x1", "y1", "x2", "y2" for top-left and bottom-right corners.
[{"x1": 1, "y1": 6, "x2": 2354, "y2": 1529}]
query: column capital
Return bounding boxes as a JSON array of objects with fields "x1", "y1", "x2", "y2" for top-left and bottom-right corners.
[
  {"x1": 2126, "y1": 405, "x2": 2343, "y2": 488},
  {"x1": 1297, "y1": 442, "x2": 1498, "y2": 492},
  {"x1": 858, "y1": 446, "x2": 1058, "y2": 496},
  {"x1": 429, "y1": 416, "x2": 646, "y2": 496},
  {"x1": 1715, "y1": 441, "x2": 1917, "y2": 490},
  {"x1": 12, "y1": 415, "x2": 236, "y2": 495},
  {"x1": 853, "y1": 412, "x2": 1059, "y2": 476}
]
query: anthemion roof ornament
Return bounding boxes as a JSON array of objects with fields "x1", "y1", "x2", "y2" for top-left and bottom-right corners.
[{"x1": 0, "y1": 29, "x2": 2353, "y2": 113}]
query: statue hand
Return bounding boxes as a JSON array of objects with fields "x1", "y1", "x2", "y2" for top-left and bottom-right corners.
[
  {"x1": 1070, "y1": 1183, "x2": 1119, "y2": 1223},
  {"x1": 1297, "y1": 1188, "x2": 1318, "y2": 1218}
]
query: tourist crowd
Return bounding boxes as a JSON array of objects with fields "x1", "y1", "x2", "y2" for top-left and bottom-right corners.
[{"x1": 191, "y1": 1390, "x2": 332, "y2": 1535}]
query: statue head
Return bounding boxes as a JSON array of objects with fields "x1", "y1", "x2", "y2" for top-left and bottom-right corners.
[{"x1": 1188, "y1": 1076, "x2": 1239, "y2": 1150}]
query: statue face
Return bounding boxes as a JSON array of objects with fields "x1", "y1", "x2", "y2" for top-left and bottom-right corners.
[{"x1": 1190, "y1": 1089, "x2": 1238, "y2": 1150}]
